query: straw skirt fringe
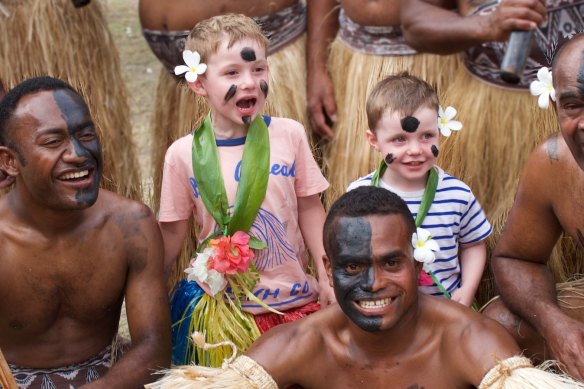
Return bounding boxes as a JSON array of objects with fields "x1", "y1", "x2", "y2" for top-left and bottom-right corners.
[
  {"x1": 324, "y1": 37, "x2": 461, "y2": 207},
  {"x1": 0, "y1": 0, "x2": 141, "y2": 200}
]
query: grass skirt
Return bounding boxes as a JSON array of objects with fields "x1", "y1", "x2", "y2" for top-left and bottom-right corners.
[
  {"x1": 153, "y1": 35, "x2": 310, "y2": 289},
  {"x1": 0, "y1": 0, "x2": 141, "y2": 200},
  {"x1": 439, "y1": 68, "x2": 584, "y2": 303},
  {"x1": 323, "y1": 37, "x2": 461, "y2": 207}
]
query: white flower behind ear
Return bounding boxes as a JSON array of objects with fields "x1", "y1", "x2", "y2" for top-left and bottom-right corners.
[
  {"x1": 530, "y1": 67, "x2": 555, "y2": 109},
  {"x1": 412, "y1": 228, "x2": 439, "y2": 264},
  {"x1": 438, "y1": 106, "x2": 462, "y2": 137},
  {"x1": 174, "y1": 50, "x2": 207, "y2": 82}
]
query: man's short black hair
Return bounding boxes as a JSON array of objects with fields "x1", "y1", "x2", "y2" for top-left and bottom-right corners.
[
  {"x1": 551, "y1": 32, "x2": 584, "y2": 87},
  {"x1": 0, "y1": 76, "x2": 78, "y2": 145},
  {"x1": 324, "y1": 186, "x2": 416, "y2": 253}
]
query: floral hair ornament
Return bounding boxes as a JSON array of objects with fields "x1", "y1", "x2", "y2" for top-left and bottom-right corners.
[
  {"x1": 438, "y1": 106, "x2": 463, "y2": 137},
  {"x1": 529, "y1": 67, "x2": 555, "y2": 109},
  {"x1": 174, "y1": 50, "x2": 207, "y2": 82}
]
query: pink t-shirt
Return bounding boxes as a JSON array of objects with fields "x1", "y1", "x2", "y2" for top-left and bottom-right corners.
[{"x1": 159, "y1": 116, "x2": 329, "y2": 314}]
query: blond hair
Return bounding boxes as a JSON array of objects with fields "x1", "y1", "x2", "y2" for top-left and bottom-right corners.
[
  {"x1": 185, "y1": 14, "x2": 269, "y2": 64},
  {"x1": 366, "y1": 72, "x2": 439, "y2": 132}
]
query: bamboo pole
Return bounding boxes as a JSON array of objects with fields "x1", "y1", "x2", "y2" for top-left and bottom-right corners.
[{"x1": 0, "y1": 348, "x2": 17, "y2": 389}]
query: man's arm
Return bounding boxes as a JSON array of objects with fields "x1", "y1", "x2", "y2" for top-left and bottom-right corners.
[
  {"x1": 400, "y1": 0, "x2": 546, "y2": 54},
  {"x1": 306, "y1": 0, "x2": 339, "y2": 139},
  {"x1": 159, "y1": 219, "x2": 189, "y2": 280},
  {"x1": 453, "y1": 312, "x2": 521, "y2": 386},
  {"x1": 451, "y1": 241, "x2": 486, "y2": 307},
  {"x1": 297, "y1": 194, "x2": 335, "y2": 305},
  {"x1": 86, "y1": 204, "x2": 171, "y2": 388},
  {"x1": 491, "y1": 139, "x2": 584, "y2": 379}
]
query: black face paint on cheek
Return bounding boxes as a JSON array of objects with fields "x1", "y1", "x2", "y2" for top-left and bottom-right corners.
[
  {"x1": 240, "y1": 47, "x2": 256, "y2": 62},
  {"x1": 384, "y1": 153, "x2": 395, "y2": 165},
  {"x1": 401, "y1": 116, "x2": 419, "y2": 133},
  {"x1": 53, "y1": 89, "x2": 102, "y2": 206},
  {"x1": 260, "y1": 80, "x2": 268, "y2": 98},
  {"x1": 224, "y1": 85, "x2": 237, "y2": 102},
  {"x1": 242, "y1": 116, "x2": 251, "y2": 125},
  {"x1": 332, "y1": 217, "x2": 382, "y2": 331},
  {"x1": 431, "y1": 145, "x2": 439, "y2": 157}
]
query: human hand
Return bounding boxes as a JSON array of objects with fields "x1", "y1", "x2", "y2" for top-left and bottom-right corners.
[
  {"x1": 0, "y1": 169, "x2": 15, "y2": 189},
  {"x1": 483, "y1": 0, "x2": 547, "y2": 42},
  {"x1": 451, "y1": 287, "x2": 474, "y2": 307},
  {"x1": 544, "y1": 315, "x2": 584, "y2": 380},
  {"x1": 318, "y1": 280, "x2": 336, "y2": 306},
  {"x1": 307, "y1": 69, "x2": 337, "y2": 140}
]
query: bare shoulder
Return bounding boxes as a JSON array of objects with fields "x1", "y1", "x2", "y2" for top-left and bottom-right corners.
[
  {"x1": 97, "y1": 190, "x2": 156, "y2": 224},
  {"x1": 246, "y1": 305, "x2": 342, "y2": 387},
  {"x1": 423, "y1": 296, "x2": 519, "y2": 383}
]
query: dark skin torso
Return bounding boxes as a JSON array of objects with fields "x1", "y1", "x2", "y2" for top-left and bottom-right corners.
[
  {"x1": 247, "y1": 294, "x2": 519, "y2": 389},
  {"x1": 339, "y1": 0, "x2": 401, "y2": 27},
  {"x1": 0, "y1": 190, "x2": 151, "y2": 367},
  {"x1": 139, "y1": 0, "x2": 298, "y2": 31}
]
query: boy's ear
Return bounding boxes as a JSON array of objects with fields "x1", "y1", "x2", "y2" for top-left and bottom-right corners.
[
  {"x1": 366, "y1": 129, "x2": 379, "y2": 152},
  {"x1": 188, "y1": 78, "x2": 207, "y2": 97},
  {"x1": 323, "y1": 254, "x2": 334, "y2": 288},
  {"x1": 0, "y1": 146, "x2": 19, "y2": 177}
]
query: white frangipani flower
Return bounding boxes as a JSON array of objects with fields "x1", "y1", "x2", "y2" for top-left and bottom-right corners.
[
  {"x1": 184, "y1": 247, "x2": 227, "y2": 296},
  {"x1": 174, "y1": 50, "x2": 207, "y2": 83},
  {"x1": 438, "y1": 106, "x2": 463, "y2": 137},
  {"x1": 411, "y1": 227, "x2": 440, "y2": 264},
  {"x1": 530, "y1": 67, "x2": 555, "y2": 109}
]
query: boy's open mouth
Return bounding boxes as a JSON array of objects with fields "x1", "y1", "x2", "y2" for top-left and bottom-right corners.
[{"x1": 236, "y1": 98, "x2": 257, "y2": 110}]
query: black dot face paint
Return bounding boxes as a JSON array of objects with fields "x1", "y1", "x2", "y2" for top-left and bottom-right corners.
[
  {"x1": 431, "y1": 145, "x2": 439, "y2": 158},
  {"x1": 260, "y1": 80, "x2": 269, "y2": 99},
  {"x1": 53, "y1": 89, "x2": 102, "y2": 207},
  {"x1": 384, "y1": 153, "x2": 395, "y2": 165},
  {"x1": 240, "y1": 47, "x2": 256, "y2": 62},
  {"x1": 401, "y1": 116, "x2": 419, "y2": 133},
  {"x1": 330, "y1": 216, "x2": 382, "y2": 332},
  {"x1": 224, "y1": 85, "x2": 237, "y2": 103},
  {"x1": 242, "y1": 116, "x2": 251, "y2": 125}
]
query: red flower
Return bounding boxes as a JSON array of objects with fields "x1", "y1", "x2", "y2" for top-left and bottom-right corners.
[
  {"x1": 208, "y1": 231, "x2": 254, "y2": 274},
  {"x1": 418, "y1": 270, "x2": 434, "y2": 286}
]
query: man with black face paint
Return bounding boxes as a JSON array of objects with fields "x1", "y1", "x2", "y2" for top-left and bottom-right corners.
[
  {"x1": 149, "y1": 186, "x2": 584, "y2": 388},
  {"x1": 485, "y1": 33, "x2": 584, "y2": 381},
  {"x1": 0, "y1": 77, "x2": 171, "y2": 388}
]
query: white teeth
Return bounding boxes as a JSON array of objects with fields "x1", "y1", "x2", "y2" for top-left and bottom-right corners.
[
  {"x1": 60, "y1": 170, "x2": 89, "y2": 180},
  {"x1": 358, "y1": 298, "x2": 392, "y2": 309}
]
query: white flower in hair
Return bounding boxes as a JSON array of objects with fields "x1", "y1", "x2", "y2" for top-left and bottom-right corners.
[
  {"x1": 530, "y1": 67, "x2": 555, "y2": 109},
  {"x1": 184, "y1": 247, "x2": 227, "y2": 296},
  {"x1": 437, "y1": 106, "x2": 462, "y2": 137},
  {"x1": 174, "y1": 50, "x2": 207, "y2": 82},
  {"x1": 412, "y1": 227, "x2": 439, "y2": 264}
]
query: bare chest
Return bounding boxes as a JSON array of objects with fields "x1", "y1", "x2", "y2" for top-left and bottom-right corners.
[
  {"x1": 340, "y1": 0, "x2": 401, "y2": 27},
  {"x1": 0, "y1": 231, "x2": 127, "y2": 333}
]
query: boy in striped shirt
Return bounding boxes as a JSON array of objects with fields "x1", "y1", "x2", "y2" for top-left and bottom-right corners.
[{"x1": 348, "y1": 73, "x2": 491, "y2": 306}]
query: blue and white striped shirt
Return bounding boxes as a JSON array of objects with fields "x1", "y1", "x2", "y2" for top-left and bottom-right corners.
[{"x1": 347, "y1": 166, "x2": 492, "y2": 297}]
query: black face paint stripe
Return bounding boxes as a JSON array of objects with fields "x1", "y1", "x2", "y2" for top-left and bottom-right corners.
[
  {"x1": 260, "y1": 80, "x2": 268, "y2": 98},
  {"x1": 578, "y1": 51, "x2": 584, "y2": 97},
  {"x1": 401, "y1": 116, "x2": 419, "y2": 133},
  {"x1": 242, "y1": 116, "x2": 251, "y2": 125},
  {"x1": 241, "y1": 47, "x2": 256, "y2": 62},
  {"x1": 431, "y1": 145, "x2": 439, "y2": 157},
  {"x1": 384, "y1": 153, "x2": 395, "y2": 165},
  {"x1": 224, "y1": 85, "x2": 237, "y2": 102},
  {"x1": 53, "y1": 90, "x2": 91, "y2": 160}
]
